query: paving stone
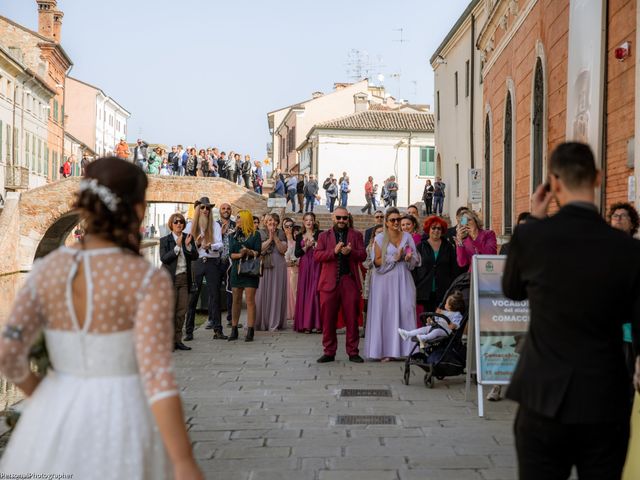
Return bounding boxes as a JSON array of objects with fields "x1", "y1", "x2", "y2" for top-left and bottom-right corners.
[
  {"x1": 319, "y1": 471, "x2": 399, "y2": 480},
  {"x1": 172, "y1": 316, "x2": 515, "y2": 479}
]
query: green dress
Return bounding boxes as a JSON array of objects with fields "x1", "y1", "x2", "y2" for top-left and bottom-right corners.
[{"x1": 229, "y1": 231, "x2": 262, "y2": 289}]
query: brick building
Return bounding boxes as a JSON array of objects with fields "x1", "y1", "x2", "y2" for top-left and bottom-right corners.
[
  {"x1": 0, "y1": 0, "x2": 73, "y2": 182},
  {"x1": 435, "y1": 0, "x2": 637, "y2": 236}
]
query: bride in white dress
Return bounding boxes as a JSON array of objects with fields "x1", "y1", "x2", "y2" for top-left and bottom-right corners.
[{"x1": 0, "y1": 158, "x2": 203, "y2": 479}]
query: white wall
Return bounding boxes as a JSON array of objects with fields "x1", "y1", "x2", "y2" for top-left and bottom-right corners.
[
  {"x1": 433, "y1": 5, "x2": 486, "y2": 218},
  {"x1": 315, "y1": 130, "x2": 435, "y2": 208}
]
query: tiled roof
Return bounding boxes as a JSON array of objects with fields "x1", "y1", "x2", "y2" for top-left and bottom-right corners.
[{"x1": 315, "y1": 111, "x2": 434, "y2": 132}]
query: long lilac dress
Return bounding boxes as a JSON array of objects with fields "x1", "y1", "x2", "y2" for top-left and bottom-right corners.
[
  {"x1": 364, "y1": 232, "x2": 421, "y2": 359},
  {"x1": 293, "y1": 232, "x2": 322, "y2": 332},
  {"x1": 255, "y1": 230, "x2": 288, "y2": 331}
]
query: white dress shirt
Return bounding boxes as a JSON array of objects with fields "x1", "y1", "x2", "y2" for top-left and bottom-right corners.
[
  {"x1": 172, "y1": 233, "x2": 192, "y2": 275},
  {"x1": 184, "y1": 221, "x2": 223, "y2": 258}
]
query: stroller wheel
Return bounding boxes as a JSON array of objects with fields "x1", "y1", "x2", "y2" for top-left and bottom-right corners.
[
  {"x1": 403, "y1": 366, "x2": 411, "y2": 385},
  {"x1": 436, "y1": 376, "x2": 445, "y2": 380},
  {"x1": 424, "y1": 374, "x2": 434, "y2": 389}
]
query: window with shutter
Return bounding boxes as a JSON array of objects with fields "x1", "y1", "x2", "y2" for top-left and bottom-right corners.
[
  {"x1": 504, "y1": 92, "x2": 513, "y2": 234},
  {"x1": 419, "y1": 147, "x2": 435, "y2": 176},
  {"x1": 532, "y1": 58, "x2": 544, "y2": 189}
]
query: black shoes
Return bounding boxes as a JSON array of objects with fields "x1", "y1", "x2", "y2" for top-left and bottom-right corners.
[
  {"x1": 245, "y1": 327, "x2": 254, "y2": 342},
  {"x1": 349, "y1": 355, "x2": 364, "y2": 363},
  {"x1": 174, "y1": 342, "x2": 192, "y2": 351},
  {"x1": 228, "y1": 326, "x2": 239, "y2": 341},
  {"x1": 317, "y1": 354, "x2": 335, "y2": 363},
  {"x1": 213, "y1": 331, "x2": 228, "y2": 340},
  {"x1": 183, "y1": 334, "x2": 194, "y2": 342},
  {"x1": 205, "y1": 323, "x2": 214, "y2": 330}
]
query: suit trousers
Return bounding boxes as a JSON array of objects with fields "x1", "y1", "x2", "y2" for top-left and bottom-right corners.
[
  {"x1": 185, "y1": 258, "x2": 222, "y2": 335},
  {"x1": 173, "y1": 273, "x2": 189, "y2": 344},
  {"x1": 319, "y1": 274, "x2": 360, "y2": 357},
  {"x1": 514, "y1": 406, "x2": 630, "y2": 480}
]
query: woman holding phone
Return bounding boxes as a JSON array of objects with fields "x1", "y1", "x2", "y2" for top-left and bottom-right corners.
[{"x1": 455, "y1": 210, "x2": 497, "y2": 270}]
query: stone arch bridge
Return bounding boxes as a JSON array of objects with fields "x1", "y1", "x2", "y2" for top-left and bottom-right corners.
[{"x1": 0, "y1": 176, "x2": 268, "y2": 273}]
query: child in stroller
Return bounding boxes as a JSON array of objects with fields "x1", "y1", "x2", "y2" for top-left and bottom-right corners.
[{"x1": 397, "y1": 291, "x2": 465, "y2": 344}]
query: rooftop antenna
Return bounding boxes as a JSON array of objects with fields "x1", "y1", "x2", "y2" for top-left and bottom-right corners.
[
  {"x1": 393, "y1": 28, "x2": 409, "y2": 100},
  {"x1": 345, "y1": 49, "x2": 385, "y2": 82}
]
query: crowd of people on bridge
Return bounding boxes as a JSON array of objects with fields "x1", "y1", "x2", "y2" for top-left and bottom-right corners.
[{"x1": 117, "y1": 138, "x2": 267, "y2": 194}]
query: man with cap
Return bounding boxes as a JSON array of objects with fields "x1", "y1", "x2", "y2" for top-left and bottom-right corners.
[{"x1": 184, "y1": 197, "x2": 228, "y2": 340}]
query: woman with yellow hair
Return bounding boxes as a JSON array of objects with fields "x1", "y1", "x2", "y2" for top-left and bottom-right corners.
[{"x1": 228, "y1": 209, "x2": 262, "y2": 341}]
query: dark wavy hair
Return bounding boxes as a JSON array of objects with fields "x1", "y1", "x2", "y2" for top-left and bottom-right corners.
[
  {"x1": 608, "y1": 202, "x2": 639, "y2": 236},
  {"x1": 74, "y1": 157, "x2": 148, "y2": 255}
]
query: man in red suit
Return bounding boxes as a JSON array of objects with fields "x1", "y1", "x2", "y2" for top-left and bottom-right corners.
[{"x1": 314, "y1": 207, "x2": 367, "y2": 363}]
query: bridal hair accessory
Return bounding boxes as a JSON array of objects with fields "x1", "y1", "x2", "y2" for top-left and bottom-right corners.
[{"x1": 79, "y1": 178, "x2": 121, "y2": 212}]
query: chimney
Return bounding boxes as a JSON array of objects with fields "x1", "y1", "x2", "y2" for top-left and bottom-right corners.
[
  {"x1": 353, "y1": 92, "x2": 368, "y2": 113},
  {"x1": 311, "y1": 91, "x2": 324, "y2": 99},
  {"x1": 36, "y1": 0, "x2": 57, "y2": 40},
  {"x1": 52, "y1": 9, "x2": 63, "y2": 42}
]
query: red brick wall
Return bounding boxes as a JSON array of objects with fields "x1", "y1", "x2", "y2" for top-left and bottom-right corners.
[
  {"x1": 605, "y1": 0, "x2": 636, "y2": 208},
  {"x1": 483, "y1": 0, "x2": 570, "y2": 234}
]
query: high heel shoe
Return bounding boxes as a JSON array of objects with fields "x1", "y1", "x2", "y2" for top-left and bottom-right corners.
[
  {"x1": 228, "y1": 326, "x2": 239, "y2": 341},
  {"x1": 244, "y1": 327, "x2": 255, "y2": 342}
]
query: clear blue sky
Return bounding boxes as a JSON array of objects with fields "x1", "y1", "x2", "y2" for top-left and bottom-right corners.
[{"x1": 3, "y1": 0, "x2": 469, "y2": 158}]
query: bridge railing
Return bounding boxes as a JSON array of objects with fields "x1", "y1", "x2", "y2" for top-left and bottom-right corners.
[{"x1": 4, "y1": 165, "x2": 29, "y2": 190}]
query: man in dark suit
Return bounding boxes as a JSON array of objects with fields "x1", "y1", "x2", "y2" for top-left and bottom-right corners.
[
  {"x1": 363, "y1": 210, "x2": 384, "y2": 247},
  {"x1": 160, "y1": 213, "x2": 199, "y2": 351},
  {"x1": 502, "y1": 142, "x2": 640, "y2": 480},
  {"x1": 314, "y1": 206, "x2": 367, "y2": 363}
]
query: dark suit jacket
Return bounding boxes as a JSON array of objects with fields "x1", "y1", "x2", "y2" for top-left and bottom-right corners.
[
  {"x1": 364, "y1": 225, "x2": 382, "y2": 247},
  {"x1": 503, "y1": 204, "x2": 640, "y2": 423},
  {"x1": 412, "y1": 238, "x2": 457, "y2": 305},
  {"x1": 159, "y1": 233, "x2": 199, "y2": 282},
  {"x1": 314, "y1": 228, "x2": 366, "y2": 293}
]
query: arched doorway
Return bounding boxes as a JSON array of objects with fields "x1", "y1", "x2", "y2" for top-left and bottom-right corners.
[
  {"x1": 484, "y1": 113, "x2": 491, "y2": 227},
  {"x1": 34, "y1": 211, "x2": 80, "y2": 260},
  {"x1": 503, "y1": 92, "x2": 513, "y2": 235},
  {"x1": 532, "y1": 57, "x2": 544, "y2": 189}
]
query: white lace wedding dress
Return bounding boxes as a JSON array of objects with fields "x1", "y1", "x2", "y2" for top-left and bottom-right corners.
[{"x1": 0, "y1": 246, "x2": 177, "y2": 479}]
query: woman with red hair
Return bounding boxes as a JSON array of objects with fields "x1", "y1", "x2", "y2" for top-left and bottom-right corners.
[{"x1": 412, "y1": 215, "x2": 459, "y2": 316}]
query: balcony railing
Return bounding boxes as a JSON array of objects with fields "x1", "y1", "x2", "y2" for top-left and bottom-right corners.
[{"x1": 4, "y1": 165, "x2": 29, "y2": 190}]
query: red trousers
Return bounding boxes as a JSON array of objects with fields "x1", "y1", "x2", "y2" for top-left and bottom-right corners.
[{"x1": 319, "y1": 274, "x2": 361, "y2": 357}]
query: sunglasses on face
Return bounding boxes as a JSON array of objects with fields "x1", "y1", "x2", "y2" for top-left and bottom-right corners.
[
  {"x1": 200, "y1": 205, "x2": 212, "y2": 210},
  {"x1": 430, "y1": 226, "x2": 442, "y2": 231},
  {"x1": 388, "y1": 218, "x2": 401, "y2": 223},
  {"x1": 375, "y1": 215, "x2": 384, "y2": 219},
  {"x1": 173, "y1": 219, "x2": 185, "y2": 225},
  {"x1": 335, "y1": 215, "x2": 349, "y2": 221}
]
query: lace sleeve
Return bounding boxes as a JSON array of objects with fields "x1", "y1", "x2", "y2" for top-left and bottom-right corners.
[
  {"x1": 134, "y1": 267, "x2": 179, "y2": 405},
  {"x1": 0, "y1": 267, "x2": 45, "y2": 384}
]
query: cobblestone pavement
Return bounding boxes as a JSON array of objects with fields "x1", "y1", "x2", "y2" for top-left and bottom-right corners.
[{"x1": 175, "y1": 318, "x2": 518, "y2": 480}]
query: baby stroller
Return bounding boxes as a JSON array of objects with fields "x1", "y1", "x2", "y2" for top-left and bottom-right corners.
[{"x1": 402, "y1": 272, "x2": 470, "y2": 388}]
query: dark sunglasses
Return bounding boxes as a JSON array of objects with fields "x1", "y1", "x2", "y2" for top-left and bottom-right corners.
[
  {"x1": 430, "y1": 226, "x2": 442, "y2": 231},
  {"x1": 200, "y1": 205, "x2": 212, "y2": 210},
  {"x1": 173, "y1": 219, "x2": 185, "y2": 225},
  {"x1": 388, "y1": 217, "x2": 401, "y2": 223},
  {"x1": 335, "y1": 215, "x2": 349, "y2": 221},
  {"x1": 374, "y1": 215, "x2": 384, "y2": 219}
]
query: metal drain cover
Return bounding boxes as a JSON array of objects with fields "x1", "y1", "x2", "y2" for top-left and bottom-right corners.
[
  {"x1": 340, "y1": 389, "x2": 392, "y2": 398},
  {"x1": 336, "y1": 415, "x2": 396, "y2": 425}
]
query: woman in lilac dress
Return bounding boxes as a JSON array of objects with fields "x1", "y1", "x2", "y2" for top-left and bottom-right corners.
[
  {"x1": 364, "y1": 207, "x2": 421, "y2": 361},
  {"x1": 293, "y1": 213, "x2": 322, "y2": 333},
  {"x1": 255, "y1": 213, "x2": 288, "y2": 331}
]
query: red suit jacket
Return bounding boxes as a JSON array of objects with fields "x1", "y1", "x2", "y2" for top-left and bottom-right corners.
[{"x1": 314, "y1": 228, "x2": 366, "y2": 293}]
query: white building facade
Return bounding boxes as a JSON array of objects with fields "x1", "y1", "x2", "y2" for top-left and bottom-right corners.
[
  {"x1": 0, "y1": 45, "x2": 55, "y2": 201},
  {"x1": 303, "y1": 111, "x2": 435, "y2": 208},
  {"x1": 430, "y1": 0, "x2": 487, "y2": 218}
]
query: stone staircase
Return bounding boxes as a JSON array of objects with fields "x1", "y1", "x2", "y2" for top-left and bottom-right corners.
[{"x1": 281, "y1": 210, "x2": 451, "y2": 232}]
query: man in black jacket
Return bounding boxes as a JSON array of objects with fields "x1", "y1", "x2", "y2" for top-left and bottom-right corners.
[
  {"x1": 503, "y1": 142, "x2": 640, "y2": 480},
  {"x1": 160, "y1": 213, "x2": 199, "y2": 351}
]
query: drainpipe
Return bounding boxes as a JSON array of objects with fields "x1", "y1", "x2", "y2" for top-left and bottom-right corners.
[
  {"x1": 599, "y1": 0, "x2": 609, "y2": 212},
  {"x1": 469, "y1": 14, "x2": 476, "y2": 170},
  {"x1": 61, "y1": 64, "x2": 72, "y2": 175},
  {"x1": 407, "y1": 132, "x2": 413, "y2": 206},
  {"x1": 11, "y1": 79, "x2": 17, "y2": 166}
]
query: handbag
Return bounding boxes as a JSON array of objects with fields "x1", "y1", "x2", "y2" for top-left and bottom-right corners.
[{"x1": 238, "y1": 256, "x2": 262, "y2": 277}]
